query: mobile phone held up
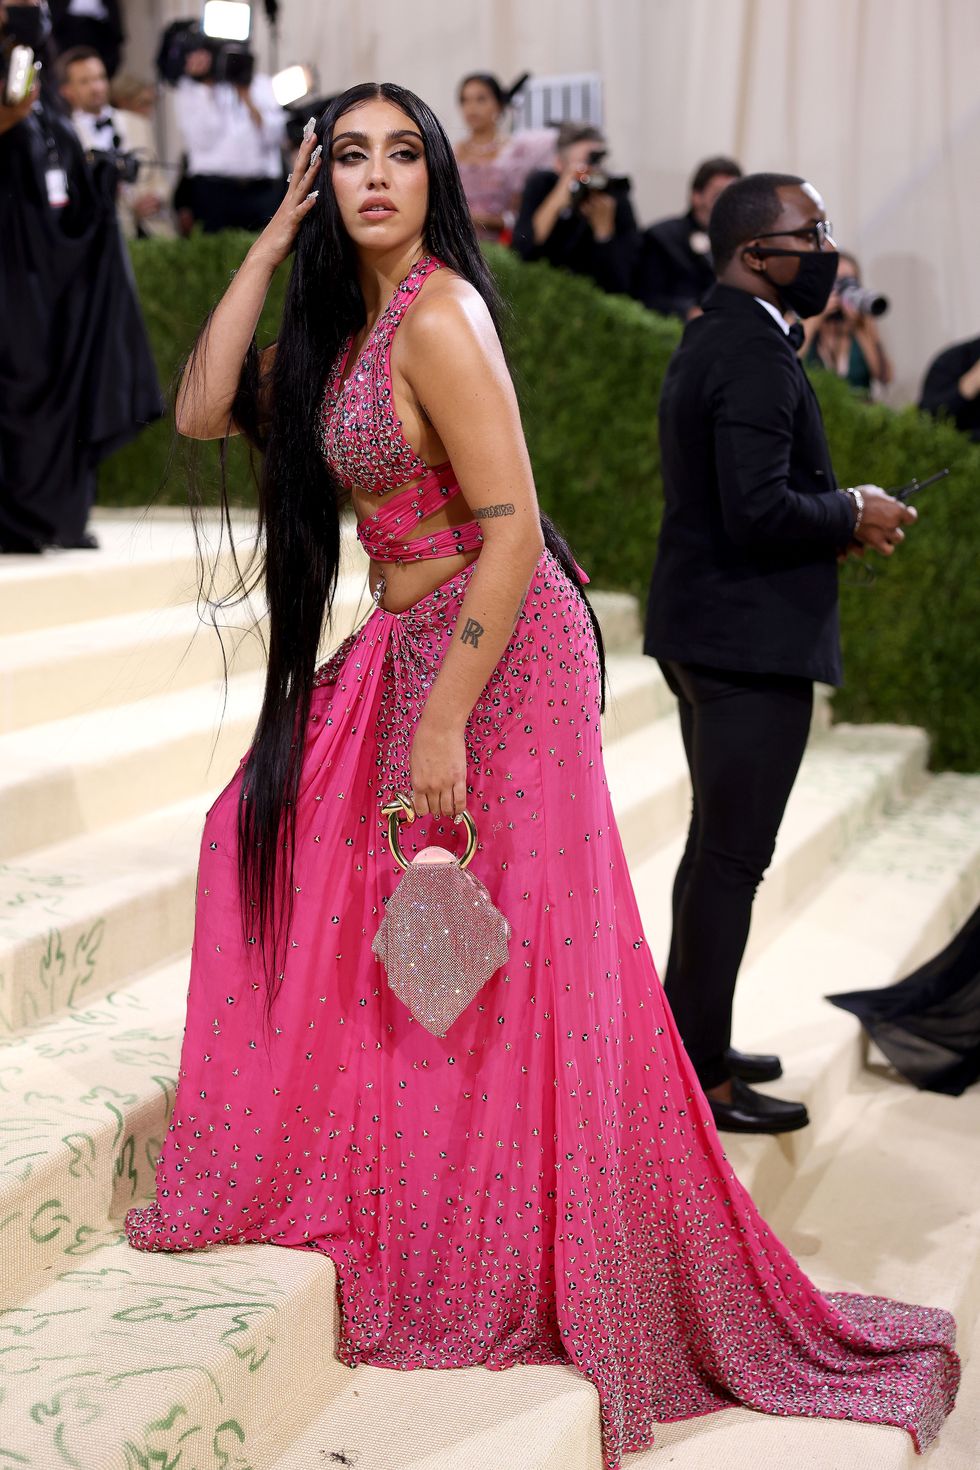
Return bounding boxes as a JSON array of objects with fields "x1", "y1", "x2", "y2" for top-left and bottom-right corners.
[{"x1": 4, "y1": 45, "x2": 38, "y2": 106}]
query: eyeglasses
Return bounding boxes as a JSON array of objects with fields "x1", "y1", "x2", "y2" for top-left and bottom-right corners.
[{"x1": 753, "y1": 220, "x2": 837, "y2": 252}]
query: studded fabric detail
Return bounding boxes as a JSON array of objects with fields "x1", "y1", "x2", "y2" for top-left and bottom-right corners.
[{"x1": 318, "y1": 254, "x2": 483, "y2": 567}]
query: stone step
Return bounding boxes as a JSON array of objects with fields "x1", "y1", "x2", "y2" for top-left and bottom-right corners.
[{"x1": 0, "y1": 653, "x2": 668, "y2": 866}]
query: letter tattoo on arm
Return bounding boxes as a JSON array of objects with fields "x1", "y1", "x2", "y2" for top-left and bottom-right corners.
[
  {"x1": 473, "y1": 503, "x2": 516, "y2": 520},
  {"x1": 460, "y1": 617, "x2": 485, "y2": 648}
]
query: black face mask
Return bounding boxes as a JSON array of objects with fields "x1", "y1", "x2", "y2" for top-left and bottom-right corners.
[
  {"x1": 4, "y1": 3, "x2": 52, "y2": 51},
  {"x1": 763, "y1": 248, "x2": 840, "y2": 319}
]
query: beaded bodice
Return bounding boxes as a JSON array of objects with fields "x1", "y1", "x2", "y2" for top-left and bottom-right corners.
[
  {"x1": 319, "y1": 254, "x2": 447, "y2": 495},
  {"x1": 318, "y1": 255, "x2": 484, "y2": 566}
]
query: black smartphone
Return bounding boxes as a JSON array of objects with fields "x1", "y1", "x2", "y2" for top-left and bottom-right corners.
[{"x1": 890, "y1": 467, "x2": 950, "y2": 502}]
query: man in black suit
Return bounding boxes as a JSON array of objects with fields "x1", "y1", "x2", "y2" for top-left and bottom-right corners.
[
  {"x1": 633, "y1": 155, "x2": 742, "y2": 319},
  {"x1": 645, "y1": 173, "x2": 916, "y2": 1134}
]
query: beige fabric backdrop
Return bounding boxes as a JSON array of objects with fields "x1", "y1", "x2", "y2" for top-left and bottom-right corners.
[{"x1": 123, "y1": 0, "x2": 980, "y2": 403}]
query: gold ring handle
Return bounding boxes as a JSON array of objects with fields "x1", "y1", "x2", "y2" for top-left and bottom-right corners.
[{"x1": 382, "y1": 794, "x2": 478, "y2": 872}]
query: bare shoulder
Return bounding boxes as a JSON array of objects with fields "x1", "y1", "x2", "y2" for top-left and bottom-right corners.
[{"x1": 403, "y1": 270, "x2": 499, "y2": 358}]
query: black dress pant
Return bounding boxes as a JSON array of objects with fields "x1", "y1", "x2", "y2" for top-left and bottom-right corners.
[
  {"x1": 190, "y1": 176, "x2": 285, "y2": 235},
  {"x1": 658, "y1": 661, "x2": 814, "y2": 1089}
]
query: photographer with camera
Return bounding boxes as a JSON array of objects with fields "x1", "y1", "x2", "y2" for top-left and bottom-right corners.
[
  {"x1": 173, "y1": 38, "x2": 286, "y2": 234},
  {"x1": 59, "y1": 45, "x2": 166, "y2": 237},
  {"x1": 0, "y1": 0, "x2": 161, "y2": 554},
  {"x1": 511, "y1": 121, "x2": 637, "y2": 295},
  {"x1": 801, "y1": 250, "x2": 893, "y2": 394}
]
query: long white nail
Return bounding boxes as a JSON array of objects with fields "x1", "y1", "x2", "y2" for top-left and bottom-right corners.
[
  {"x1": 303, "y1": 116, "x2": 316, "y2": 140},
  {"x1": 310, "y1": 144, "x2": 322, "y2": 164}
]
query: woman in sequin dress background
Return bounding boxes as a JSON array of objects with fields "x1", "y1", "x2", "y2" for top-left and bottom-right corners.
[{"x1": 125, "y1": 82, "x2": 958, "y2": 1468}]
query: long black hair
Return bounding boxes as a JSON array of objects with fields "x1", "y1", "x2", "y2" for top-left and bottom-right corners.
[{"x1": 191, "y1": 81, "x2": 603, "y2": 1003}]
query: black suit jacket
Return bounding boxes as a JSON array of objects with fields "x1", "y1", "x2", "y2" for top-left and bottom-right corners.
[
  {"x1": 632, "y1": 210, "x2": 715, "y2": 318},
  {"x1": 645, "y1": 284, "x2": 855, "y2": 686}
]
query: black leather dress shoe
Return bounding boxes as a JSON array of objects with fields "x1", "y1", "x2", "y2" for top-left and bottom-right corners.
[
  {"x1": 709, "y1": 1077, "x2": 809, "y2": 1135},
  {"x1": 53, "y1": 530, "x2": 100, "y2": 550},
  {"x1": 724, "y1": 1046, "x2": 783, "y2": 1084}
]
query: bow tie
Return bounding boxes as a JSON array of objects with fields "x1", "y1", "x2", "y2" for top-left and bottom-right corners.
[
  {"x1": 787, "y1": 321, "x2": 805, "y2": 351},
  {"x1": 93, "y1": 114, "x2": 114, "y2": 130}
]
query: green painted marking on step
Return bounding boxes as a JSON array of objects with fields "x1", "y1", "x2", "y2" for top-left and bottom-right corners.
[{"x1": 29, "y1": 1200, "x2": 71, "y2": 1244}]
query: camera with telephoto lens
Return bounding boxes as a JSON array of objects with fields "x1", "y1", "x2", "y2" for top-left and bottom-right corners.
[
  {"x1": 835, "y1": 275, "x2": 889, "y2": 318},
  {"x1": 155, "y1": 21, "x2": 254, "y2": 88},
  {"x1": 567, "y1": 148, "x2": 632, "y2": 204}
]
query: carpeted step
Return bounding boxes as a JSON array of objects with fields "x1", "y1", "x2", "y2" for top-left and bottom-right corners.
[
  {"x1": 719, "y1": 771, "x2": 980, "y2": 1215},
  {"x1": 0, "y1": 796, "x2": 203, "y2": 1035},
  {"x1": 0, "y1": 575, "x2": 374, "y2": 736},
  {"x1": 0, "y1": 516, "x2": 242, "y2": 634},
  {"x1": 0, "y1": 1235, "x2": 346, "y2": 1470},
  {"x1": 0, "y1": 654, "x2": 669, "y2": 865},
  {"x1": 608, "y1": 720, "x2": 928, "y2": 929}
]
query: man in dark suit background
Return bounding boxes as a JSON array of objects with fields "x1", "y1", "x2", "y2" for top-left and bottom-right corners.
[
  {"x1": 633, "y1": 155, "x2": 742, "y2": 319},
  {"x1": 645, "y1": 173, "x2": 916, "y2": 1134}
]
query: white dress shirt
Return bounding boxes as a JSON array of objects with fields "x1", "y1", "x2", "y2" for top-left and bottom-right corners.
[
  {"x1": 753, "y1": 296, "x2": 791, "y2": 335},
  {"x1": 175, "y1": 76, "x2": 285, "y2": 180},
  {"x1": 71, "y1": 104, "x2": 127, "y2": 155}
]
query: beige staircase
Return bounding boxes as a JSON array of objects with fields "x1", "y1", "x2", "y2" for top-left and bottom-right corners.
[{"x1": 0, "y1": 512, "x2": 977, "y2": 1470}]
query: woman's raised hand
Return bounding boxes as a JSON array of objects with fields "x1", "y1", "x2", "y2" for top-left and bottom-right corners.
[{"x1": 251, "y1": 121, "x2": 322, "y2": 269}]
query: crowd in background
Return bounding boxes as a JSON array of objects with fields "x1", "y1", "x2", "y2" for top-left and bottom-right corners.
[
  {"x1": 67, "y1": 34, "x2": 980, "y2": 439},
  {"x1": 2, "y1": 9, "x2": 980, "y2": 555}
]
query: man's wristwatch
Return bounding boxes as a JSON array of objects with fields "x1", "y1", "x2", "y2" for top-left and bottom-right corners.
[{"x1": 842, "y1": 486, "x2": 864, "y2": 534}]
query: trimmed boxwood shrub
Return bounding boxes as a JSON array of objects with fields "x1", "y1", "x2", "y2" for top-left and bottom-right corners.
[{"x1": 102, "y1": 234, "x2": 979, "y2": 770}]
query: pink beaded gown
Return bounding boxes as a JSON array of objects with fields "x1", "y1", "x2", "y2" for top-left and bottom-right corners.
[{"x1": 126, "y1": 256, "x2": 958, "y2": 1467}]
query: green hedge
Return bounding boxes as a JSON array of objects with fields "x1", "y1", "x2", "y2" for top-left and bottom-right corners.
[{"x1": 103, "y1": 234, "x2": 979, "y2": 770}]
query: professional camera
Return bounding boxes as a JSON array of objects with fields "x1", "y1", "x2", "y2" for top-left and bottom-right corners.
[
  {"x1": 104, "y1": 148, "x2": 142, "y2": 185},
  {"x1": 836, "y1": 275, "x2": 889, "y2": 318},
  {"x1": 567, "y1": 148, "x2": 632, "y2": 204},
  {"x1": 156, "y1": 20, "x2": 255, "y2": 88}
]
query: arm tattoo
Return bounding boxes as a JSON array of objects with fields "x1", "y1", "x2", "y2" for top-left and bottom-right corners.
[
  {"x1": 474, "y1": 503, "x2": 516, "y2": 520},
  {"x1": 460, "y1": 617, "x2": 485, "y2": 648}
]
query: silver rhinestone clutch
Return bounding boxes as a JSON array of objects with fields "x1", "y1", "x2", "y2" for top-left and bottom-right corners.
[{"x1": 373, "y1": 844, "x2": 511, "y2": 1037}]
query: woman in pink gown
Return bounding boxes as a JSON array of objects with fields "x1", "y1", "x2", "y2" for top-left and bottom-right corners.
[{"x1": 126, "y1": 83, "x2": 958, "y2": 1468}]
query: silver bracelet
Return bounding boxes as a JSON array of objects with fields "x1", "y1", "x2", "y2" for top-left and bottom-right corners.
[{"x1": 843, "y1": 486, "x2": 864, "y2": 534}]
